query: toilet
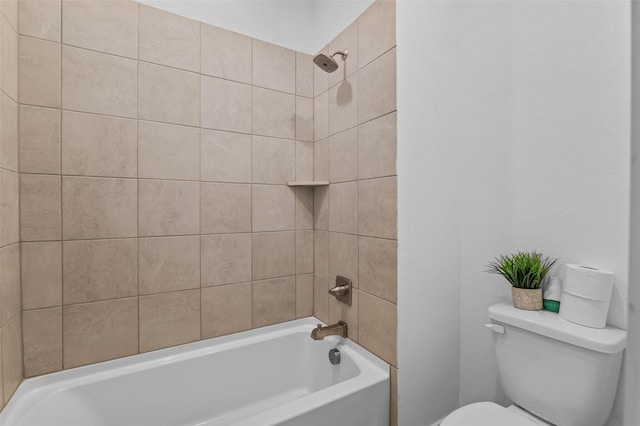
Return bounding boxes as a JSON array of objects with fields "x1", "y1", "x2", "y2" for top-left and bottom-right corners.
[{"x1": 441, "y1": 303, "x2": 627, "y2": 426}]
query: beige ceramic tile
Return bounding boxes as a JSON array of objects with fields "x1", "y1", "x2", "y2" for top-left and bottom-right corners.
[
  {"x1": 0, "y1": 92, "x2": 18, "y2": 172},
  {"x1": 2, "y1": 314, "x2": 22, "y2": 403},
  {"x1": 252, "y1": 136, "x2": 295, "y2": 184},
  {"x1": 358, "y1": 48, "x2": 396, "y2": 124},
  {"x1": 314, "y1": 230, "x2": 328, "y2": 278},
  {"x1": 295, "y1": 96, "x2": 313, "y2": 142},
  {"x1": 252, "y1": 87, "x2": 295, "y2": 139},
  {"x1": 296, "y1": 230, "x2": 313, "y2": 274},
  {"x1": 21, "y1": 241, "x2": 61, "y2": 310},
  {"x1": 296, "y1": 274, "x2": 313, "y2": 318},
  {"x1": 328, "y1": 75, "x2": 357, "y2": 136},
  {"x1": 359, "y1": 236, "x2": 397, "y2": 303},
  {"x1": 358, "y1": 177, "x2": 397, "y2": 239},
  {"x1": 139, "y1": 289, "x2": 200, "y2": 352},
  {"x1": 19, "y1": 36, "x2": 60, "y2": 107},
  {"x1": 201, "y1": 282, "x2": 252, "y2": 339},
  {"x1": 0, "y1": 170, "x2": 19, "y2": 246},
  {"x1": 62, "y1": 111, "x2": 137, "y2": 178},
  {"x1": 313, "y1": 274, "x2": 329, "y2": 323},
  {"x1": 63, "y1": 297, "x2": 138, "y2": 369},
  {"x1": 252, "y1": 231, "x2": 295, "y2": 280},
  {"x1": 313, "y1": 186, "x2": 328, "y2": 231},
  {"x1": 1, "y1": 0, "x2": 17, "y2": 30},
  {"x1": 138, "y1": 121, "x2": 200, "y2": 181},
  {"x1": 358, "y1": 0, "x2": 395, "y2": 68},
  {"x1": 295, "y1": 141, "x2": 313, "y2": 182},
  {"x1": 314, "y1": 138, "x2": 328, "y2": 181},
  {"x1": 63, "y1": 238, "x2": 137, "y2": 304},
  {"x1": 139, "y1": 62, "x2": 200, "y2": 126},
  {"x1": 62, "y1": 46, "x2": 137, "y2": 118},
  {"x1": 313, "y1": 45, "x2": 329, "y2": 97},
  {"x1": 19, "y1": 105, "x2": 60, "y2": 174},
  {"x1": 139, "y1": 5, "x2": 200, "y2": 72},
  {"x1": 0, "y1": 244, "x2": 20, "y2": 327},
  {"x1": 328, "y1": 21, "x2": 358, "y2": 88},
  {"x1": 296, "y1": 187, "x2": 314, "y2": 230},
  {"x1": 358, "y1": 111, "x2": 396, "y2": 179},
  {"x1": 390, "y1": 366, "x2": 398, "y2": 426},
  {"x1": 62, "y1": 0, "x2": 138, "y2": 59},
  {"x1": 252, "y1": 39, "x2": 295, "y2": 94},
  {"x1": 200, "y1": 129, "x2": 251, "y2": 183},
  {"x1": 329, "y1": 127, "x2": 358, "y2": 183},
  {"x1": 253, "y1": 276, "x2": 296, "y2": 327},
  {"x1": 328, "y1": 285, "x2": 358, "y2": 341},
  {"x1": 20, "y1": 174, "x2": 61, "y2": 241},
  {"x1": 201, "y1": 75, "x2": 251, "y2": 133},
  {"x1": 23, "y1": 307, "x2": 62, "y2": 377},
  {"x1": 1, "y1": 15, "x2": 18, "y2": 101},
  {"x1": 19, "y1": 0, "x2": 61, "y2": 41},
  {"x1": 201, "y1": 24, "x2": 251, "y2": 84},
  {"x1": 252, "y1": 185, "x2": 295, "y2": 232},
  {"x1": 138, "y1": 180, "x2": 200, "y2": 237},
  {"x1": 139, "y1": 236, "x2": 200, "y2": 295},
  {"x1": 329, "y1": 181, "x2": 358, "y2": 234},
  {"x1": 295, "y1": 52, "x2": 313, "y2": 98},
  {"x1": 62, "y1": 176, "x2": 137, "y2": 239},
  {"x1": 313, "y1": 91, "x2": 328, "y2": 141},
  {"x1": 201, "y1": 233, "x2": 251, "y2": 287},
  {"x1": 329, "y1": 232, "x2": 358, "y2": 286},
  {"x1": 200, "y1": 183, "x2": 251, "y2": 234},
  {"x1": 359, "y1": 291, "x2": 397, "y2": 366}
]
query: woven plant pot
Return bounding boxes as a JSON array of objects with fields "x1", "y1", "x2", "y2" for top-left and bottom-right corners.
[{"x1": 512, "y1": 287, "x2": 543, "y2": 311}]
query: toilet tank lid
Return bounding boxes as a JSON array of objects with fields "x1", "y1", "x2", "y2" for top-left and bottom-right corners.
[{"x1": 488, "y1": 303, "x2": 627, "y2": 354}]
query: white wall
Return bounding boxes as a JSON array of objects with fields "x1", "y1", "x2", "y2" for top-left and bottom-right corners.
[
  {"x1": 625, "y1": 1, "x2": 640, "y2": 424},
  {"x1": 398, "y1": 1, "x2": 630, "y2": 425},
  {"x1": 134, "y1": 0, "x2": 373, "y2": 54},
  {"x1": 396, "y1": 2, "x2": 464, "y2": 424}
]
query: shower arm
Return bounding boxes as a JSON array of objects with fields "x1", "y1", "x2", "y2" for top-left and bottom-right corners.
[{"x1": 331, "y1": 49, "x2": 349, "y2": 60}]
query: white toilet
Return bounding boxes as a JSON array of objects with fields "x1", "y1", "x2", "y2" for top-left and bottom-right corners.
[{"x1": 441, "y1": 303, "x2": 627, "y2": 426}]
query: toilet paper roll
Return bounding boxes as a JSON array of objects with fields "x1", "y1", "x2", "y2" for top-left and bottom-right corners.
[
  {"x1": 543, "y1": 276, "x2": 563, "y2": 302},
  {"x1": 562, "y1": 264, "x2": 615, "y2": 302}
]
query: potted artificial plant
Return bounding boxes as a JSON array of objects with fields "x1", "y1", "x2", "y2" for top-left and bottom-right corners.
[{"x1": 487, "y1": 251, "x2": 557, "y2": 311}]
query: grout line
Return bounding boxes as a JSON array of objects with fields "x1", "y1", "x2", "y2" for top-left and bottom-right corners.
[
  {"x1": 22, "y1": 174, "x2": 338, "y2": 186},
  {"x1": 136, "y1": 0, "x2": 141, "y2": 354},
  {"x1": 249, "y1": 36, "x2": 254, "y2": 330},
  {"x1": 197, "y1": 30, "x2": 203, "y2": 339}
]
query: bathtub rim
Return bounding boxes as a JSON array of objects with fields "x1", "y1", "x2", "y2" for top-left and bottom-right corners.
[{"x1": 0, "y1": 316, "x2": 390, "y2": 426}]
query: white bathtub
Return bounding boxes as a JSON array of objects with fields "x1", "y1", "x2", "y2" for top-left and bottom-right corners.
[{"x1": 0, "y1": 318, "x2": 389, "y2": 426}]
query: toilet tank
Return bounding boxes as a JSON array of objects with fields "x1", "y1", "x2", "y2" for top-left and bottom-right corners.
[{"x1": 488, "y1": 303, "x2": 626, "y2": 426}]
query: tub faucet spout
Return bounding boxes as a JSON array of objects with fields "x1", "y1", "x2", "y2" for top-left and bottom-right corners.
[{"x1": 311, "y1": 321, "x2": 348, "y2": 340}]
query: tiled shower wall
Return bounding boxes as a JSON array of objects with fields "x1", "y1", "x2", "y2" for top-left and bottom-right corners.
[
  {"x1": 311, "y1": 0, "x2": 398, "y2": 423},
  {"x1": 0, "y1": 0, "x2": 23, "y2": 409},
  {"x1": 18, "y1": 0, "x2": 316, "y2": 379}
]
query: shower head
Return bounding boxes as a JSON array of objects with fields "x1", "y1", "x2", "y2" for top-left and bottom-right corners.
[{"x1": 313, "y1": 50, "x2": 349, "y2": 73}]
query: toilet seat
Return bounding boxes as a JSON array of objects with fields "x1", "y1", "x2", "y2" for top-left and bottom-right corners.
[{"x1": 440, "y1": 402, "x2": 537, "y2": 426}]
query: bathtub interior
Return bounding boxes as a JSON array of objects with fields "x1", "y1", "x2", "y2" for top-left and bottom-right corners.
[{"x1": 1, "y1": 318, "x2": 389, "y2": 426}]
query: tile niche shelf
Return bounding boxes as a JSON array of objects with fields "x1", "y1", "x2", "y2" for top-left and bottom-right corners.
[{"x1": 287, "y1": 181, "x2": 330, "y2": 187}]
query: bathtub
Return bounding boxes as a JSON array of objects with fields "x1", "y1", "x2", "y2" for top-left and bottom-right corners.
[{"x1": 0, "y1": 317, "x2": 389, "y2": 426}]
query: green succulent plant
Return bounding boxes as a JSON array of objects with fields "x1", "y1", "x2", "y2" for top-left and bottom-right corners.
[{"x1": 487, "y1": 251, "x2": 557, "y2": 289}]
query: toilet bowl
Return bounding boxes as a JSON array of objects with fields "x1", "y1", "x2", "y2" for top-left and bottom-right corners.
[{"x1": 440, "y1": 402, "x2": 553, "y2": 426}]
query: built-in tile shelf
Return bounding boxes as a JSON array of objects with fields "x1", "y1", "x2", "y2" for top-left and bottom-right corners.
[{"x1": 287, "y1": 181, "x2": 330, "y2": 187}]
